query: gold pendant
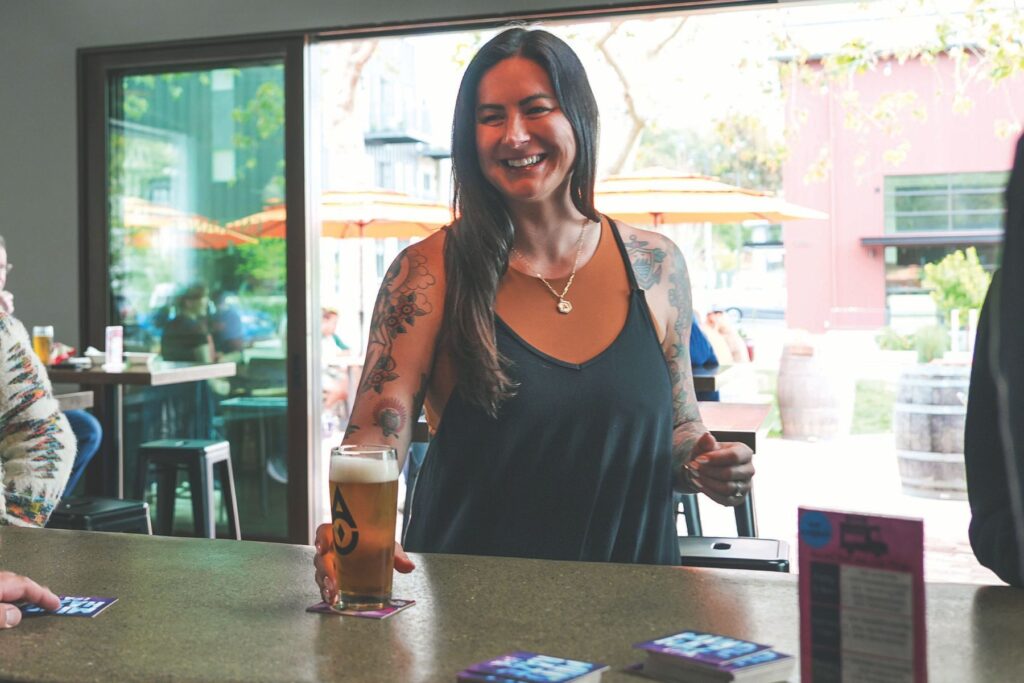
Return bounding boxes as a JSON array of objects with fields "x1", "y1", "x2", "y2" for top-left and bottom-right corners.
[{"x1": 557, "y1": 299, "x2": 573, "y2": 314}]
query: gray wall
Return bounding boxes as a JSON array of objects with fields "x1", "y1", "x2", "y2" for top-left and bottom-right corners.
[{"x1": 0, "y1": 0, "x2": 615, "y2": 340}]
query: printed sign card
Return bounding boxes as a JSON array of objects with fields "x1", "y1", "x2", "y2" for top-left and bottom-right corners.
[
  {"x1": 19, "y1": 596, "x2": 118, "y2": 618},
  {"x1": 798, "y1": 507, "x2": 926, "y2": 682}
]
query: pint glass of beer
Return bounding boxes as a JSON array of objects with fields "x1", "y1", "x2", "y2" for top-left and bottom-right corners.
[
  {"x1": 328, "y1": 444, "x2": 399, "y2": 610},
  {"x1": 31, "y1": 325, "x2": 53, "y2": 364}
]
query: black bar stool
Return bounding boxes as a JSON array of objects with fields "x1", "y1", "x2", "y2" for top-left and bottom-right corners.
[
  {"x1": 136, "y1": 439, "x2": 241, "y2": 539},
  {"x1": 48, "y1": 497, "x2": 152, "y2": 534}
]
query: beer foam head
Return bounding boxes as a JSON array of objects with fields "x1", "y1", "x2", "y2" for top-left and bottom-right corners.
[{"x1": 330, "y1": 454, "x2": 399, "y2": 483}]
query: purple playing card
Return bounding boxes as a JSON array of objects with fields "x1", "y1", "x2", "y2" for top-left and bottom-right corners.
[
  {"x1": 306, "y1": 598, "x2": 415, "y2": 619},
  {"x1": 19, "y1": 596, "x2": 117, "y2": 618}
]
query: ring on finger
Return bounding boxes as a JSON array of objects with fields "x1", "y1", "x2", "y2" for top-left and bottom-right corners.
[{"x1": 732, "y1": 481, "x2": 743, "y2": 497}]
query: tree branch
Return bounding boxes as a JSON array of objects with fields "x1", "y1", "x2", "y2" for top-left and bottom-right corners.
[
  {"x1": 649, "y1": 17, "x2": 687, "y2": 58},
  {"x1": 596, "y1": 21, "x2": 646, "y2": 173}
]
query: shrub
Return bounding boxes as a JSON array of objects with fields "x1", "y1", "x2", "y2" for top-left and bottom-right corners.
[
  {"x1": 915, "y1": 324, "x2": 949, "y2": 363},
  {"x1": 922, "y1": 247, "x2": 991, "y2": 322},
  {"x1": 876, "y1": 326, "x2": 915, "y2": 351}
]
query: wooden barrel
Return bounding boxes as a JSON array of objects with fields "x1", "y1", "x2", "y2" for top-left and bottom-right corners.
[
  {"x1": 777, "y1": 343, "x2": 850, "y2": 440},
  {"x1": 893, "y1": 364, "x2": 969, "y2": 499}
]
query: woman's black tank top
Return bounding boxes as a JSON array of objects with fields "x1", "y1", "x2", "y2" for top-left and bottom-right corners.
[{"x1": 404, "y1": 221, "x2": 679, "y2": 565}]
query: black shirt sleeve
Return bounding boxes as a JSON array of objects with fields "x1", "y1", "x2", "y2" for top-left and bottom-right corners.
[{"x1": 965, "y1": 271, "x2": 1021, "y2": 585}]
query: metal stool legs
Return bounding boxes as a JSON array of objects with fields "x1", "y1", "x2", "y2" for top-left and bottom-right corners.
[{"x1": 138, "y1": 439, "x2": 241, "y2": 539}]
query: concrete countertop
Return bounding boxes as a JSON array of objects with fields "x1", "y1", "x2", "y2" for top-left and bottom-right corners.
[{"x1": 1, "y1": 527, "x2": 1022, "y2": 682}]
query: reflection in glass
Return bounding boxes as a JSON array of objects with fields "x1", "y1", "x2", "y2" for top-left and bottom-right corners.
[{"x1": 108, "y1": 64, "x2": 289, "y2": 540}]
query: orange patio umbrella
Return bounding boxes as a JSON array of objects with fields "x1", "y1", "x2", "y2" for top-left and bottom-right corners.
[
  {"x1": 226, "y1": 188, "x2": 453, "y2": 240},
  {"x1": 229, "y1": 189, "x2": 452, "y2": 346},
  {"x1": 120, "y1": 197, "x2": 256, "y2": 249},
  {"x1": 594, "y1": 168, "x2": 828, "y2": 226}
]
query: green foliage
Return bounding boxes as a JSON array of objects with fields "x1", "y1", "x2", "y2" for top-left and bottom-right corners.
[
  {"x1": 851, "y1": 380, "x2": 895, "y2": 434},
  {"x1": 875, "y1": 327, "x2": 915, "y2": 352},
  {"x1": 915, "y1": 324, "x2": 950, "y2": 364},
  {"x1": 232, "y1": 81, "x2": 285, "y2": 147},
  {"x1": 235, "y1": 239, "x2": 286, "y2": 288},
  {"x1": 921, "y1": 247, "x2": 992, "y2": 320},
  {"x1": 637, "y1": 112, "x2": 786, "y2": 191}
]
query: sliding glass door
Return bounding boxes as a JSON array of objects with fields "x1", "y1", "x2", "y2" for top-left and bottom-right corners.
[{"x1": 80, "y1": 39, "x2": 312, "y2": 543}]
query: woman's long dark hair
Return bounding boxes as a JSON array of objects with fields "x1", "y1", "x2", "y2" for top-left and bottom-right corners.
[{"x1": 444, "y1": 27, "x2": 601, "y2": 417}]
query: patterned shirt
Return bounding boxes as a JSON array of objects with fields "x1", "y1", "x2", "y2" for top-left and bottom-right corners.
[{"x1": 0, "y1": 312, "x2": 74, "y2": 526}]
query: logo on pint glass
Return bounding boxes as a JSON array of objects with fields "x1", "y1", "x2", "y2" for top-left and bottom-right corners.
[{"x1": 331, "y1": 487, "x2": 359, "y2": 555}]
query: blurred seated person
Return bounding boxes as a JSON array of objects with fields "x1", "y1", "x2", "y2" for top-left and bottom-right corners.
[
  {"x1": 690, "y1": 319, "x2": 718, "y2": 369},
  {"x1": 211, "y1": 290, "x2": 245, "y2": 360},
  {"x1": 706, "y1": 310, "x2": 749, "y2": 364},
  {"x1": 321, "y1": 307, "x2": 351, "y2": 432},
  {"x1": 0, "y1": 570, "x2": 60, "y2": 629},
  {"x1": 0, "y1": 310, "x2": 74, "y2": 526},
  {"x1": 0, "y1": 235, "x2": 81, "y2": 507},
  {"x1": 689, "y1": 318, "x2": 720, "y2": 402},
  {"x1": 160, "y1": 284, "x2": 215, "y2": 363},
  {"x1": 966, "y1": 134, "x2": 1024, "y2": 587}
]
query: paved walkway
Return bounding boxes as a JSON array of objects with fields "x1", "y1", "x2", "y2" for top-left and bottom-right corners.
[{"x1": 688, "y1": 433, "x2": 1002, "y2": 585}]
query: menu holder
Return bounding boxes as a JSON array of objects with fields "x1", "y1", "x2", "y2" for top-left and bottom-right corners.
[{"x1": 798, "y1": 507, "x2": 926, "y2": 682}]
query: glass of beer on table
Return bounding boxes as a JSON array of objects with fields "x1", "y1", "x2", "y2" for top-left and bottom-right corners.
[
  {"x1": 31, "y1": 325, "x2": 53, "y2": 364},
  {"x1": 328, "y1": 444, "x2": 399, "y2": 610}
]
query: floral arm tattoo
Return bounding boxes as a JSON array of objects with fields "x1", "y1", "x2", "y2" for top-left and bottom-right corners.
[
  {"x1": 347, "y1": 249, "x2": 436, "y2": 442},
  {"x1": 626, "y1": 234, "x2": 707, "y2": 491}
]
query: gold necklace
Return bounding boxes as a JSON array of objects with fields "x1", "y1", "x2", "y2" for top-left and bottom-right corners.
[{"x1": 511, "y1": 219, "x2": 590, "y2": 315}]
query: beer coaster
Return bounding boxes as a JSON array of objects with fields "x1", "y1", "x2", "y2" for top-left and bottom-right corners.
[
  {"x1": 306, "y1": 598, "x2": 415, "y2": 619},
  {"x1": 18, "y1": 596, "x2": 118, "y2": 618}
]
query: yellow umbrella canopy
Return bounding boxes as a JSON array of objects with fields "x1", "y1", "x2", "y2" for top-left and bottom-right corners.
[
  {"x1": 320, "y1": 189, "x2": 453, "y2": 239},
  {"x1": 225, "y1": 189, "x2": 453, "y2": 240},
  {"x1": 594, "y1": 168, "x2": 828, "y2": 226}
]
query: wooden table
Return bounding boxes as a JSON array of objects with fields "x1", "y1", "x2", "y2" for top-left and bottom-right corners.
[
  {"x1": 691, "y1": 401, "x2": 772, "y2": 538},
  {"x1": 54, "y1": 390, "x2": 94, "y2": 412},
  {"x1": 697, "y1": 400, "x2": 771, "y2": 451},
  {"x1": 48, "y1": 361, "x2": 236, "y2": 498},
  {"x1": 0, "y1": 527, "x2": 1019, "y2": 682}
]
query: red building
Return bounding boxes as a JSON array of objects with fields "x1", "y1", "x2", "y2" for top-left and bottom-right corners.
[{"x1": 782, "y1": 53, "x2": 1021, "y2": 332}]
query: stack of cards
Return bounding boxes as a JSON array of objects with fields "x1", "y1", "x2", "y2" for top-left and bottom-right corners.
[
  {"x1": 457, "y1": 651, "x2": 609, "y2": 682},
  {"x1": 631, "y1": 630, "x2": 794, "y2": 682}
]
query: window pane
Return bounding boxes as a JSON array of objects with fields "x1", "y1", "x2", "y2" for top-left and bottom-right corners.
[
  {"x1": 109, "y1": 63, "x2": 289, "y2": 540},
  {"x1": 894, "y1": 215, "x2": 946, "y2": 232}
]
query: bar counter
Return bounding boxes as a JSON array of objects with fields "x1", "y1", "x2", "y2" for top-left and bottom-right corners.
[{"x1": 1, "y1": 527, "x2": 1022, "y2": 682}]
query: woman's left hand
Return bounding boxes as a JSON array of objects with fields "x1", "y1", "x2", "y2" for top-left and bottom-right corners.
[{"x1": 685, "y1": 432, "x2": 755, "y2": 507}]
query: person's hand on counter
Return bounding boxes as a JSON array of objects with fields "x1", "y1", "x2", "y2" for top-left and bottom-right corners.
[
  {"x1": 685, "y1": 432, "x2": 755, "y2": 507},
  {"x1": 0, "y1": 571, "x2": 59, "y2": 629},
  {"x1": 312, "y1": 523, "x2": 415, "y2": 605}
]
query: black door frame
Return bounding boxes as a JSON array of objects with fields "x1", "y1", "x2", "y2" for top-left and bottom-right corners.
[{"x1": 78, "y1": 36, "x2": 312, "y2": 544}]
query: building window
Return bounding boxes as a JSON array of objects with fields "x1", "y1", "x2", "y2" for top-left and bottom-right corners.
[
  {"x1": 884, "y1": 171, "x2": 1007, "y2": 232},
  {"x1": 377, "y1": 160, "x2": 394, "y2": 189}
]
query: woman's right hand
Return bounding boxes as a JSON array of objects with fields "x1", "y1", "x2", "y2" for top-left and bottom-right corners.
[{"x1": 313, "y1": 523, "x2": 416, "y2": 605}]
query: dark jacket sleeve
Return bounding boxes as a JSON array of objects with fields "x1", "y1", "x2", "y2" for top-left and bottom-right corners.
[{"x1": 965, "y1": 271, "x2": 1021, "y2": 585}]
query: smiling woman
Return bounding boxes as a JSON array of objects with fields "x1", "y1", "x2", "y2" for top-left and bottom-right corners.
[
  {"x1": 473, "y1": 57, "x2": 580, "y2": 208},
  {"x1": 313, "y1": 27, "x2": 755, "y2": 604}
]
